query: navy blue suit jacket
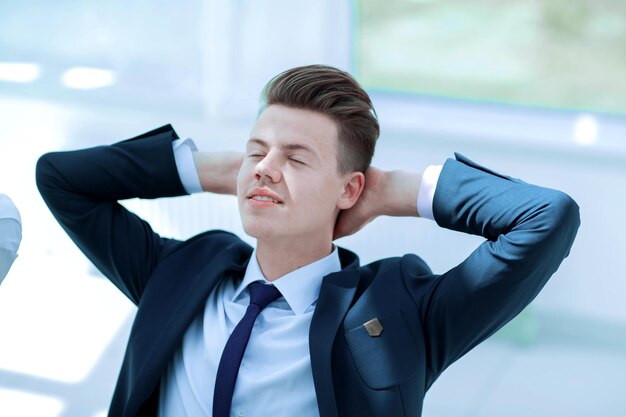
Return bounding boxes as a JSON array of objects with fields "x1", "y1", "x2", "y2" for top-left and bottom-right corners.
[{"x1": 36, "y1": 125, "x2": 580, "y2": 417}]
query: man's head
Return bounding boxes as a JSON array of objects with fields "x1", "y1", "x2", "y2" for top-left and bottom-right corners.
[
  {"x1": 237, "y1": 64, "x2": 379, "y2": 245},
  {"x1": 260, "y1": 64, "x2": 379, "y2": 174}
]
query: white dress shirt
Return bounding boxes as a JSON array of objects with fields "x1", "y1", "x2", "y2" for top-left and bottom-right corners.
[
  {"x1": 0, "y1": 194, "x2": 22, "y2": 284},
  {"x1": 158, "y1": 140, "x2": 442, "y2": 417}
]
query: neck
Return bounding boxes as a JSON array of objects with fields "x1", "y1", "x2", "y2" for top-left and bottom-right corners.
[{"x1": 255, "y1": 236, "x2": 334, "y2": 281}]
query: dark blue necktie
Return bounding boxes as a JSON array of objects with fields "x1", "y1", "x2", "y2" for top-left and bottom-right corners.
[{"x1": 213, "y1": 280, "x2": 282, "y2": 417}]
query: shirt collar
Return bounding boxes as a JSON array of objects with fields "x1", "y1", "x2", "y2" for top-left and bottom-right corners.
[{"x1": 231, "y1": 245, "x2": 341, "y2": 315}]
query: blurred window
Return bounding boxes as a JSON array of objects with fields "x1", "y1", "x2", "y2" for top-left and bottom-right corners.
[
  {"x1": 0, "y1": 1, "x2": 204, "y2": 115},
  {"x1": 356, "y1": 0, "x2": 626, "y2": 115}
]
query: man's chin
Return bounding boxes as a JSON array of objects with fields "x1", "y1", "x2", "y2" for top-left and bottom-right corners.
[{"x1": 242, "y1": 222, "x2": 281, "y2": 241}]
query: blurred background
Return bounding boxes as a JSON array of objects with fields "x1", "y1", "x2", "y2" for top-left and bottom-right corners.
[{"x1": 0, "y1": 0, "x2": 625, "y2": 416}]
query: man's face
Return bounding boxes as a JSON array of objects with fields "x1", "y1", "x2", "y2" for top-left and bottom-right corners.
[{"x1": 237, "y1": 104, "x2": 348, "y2": 243}]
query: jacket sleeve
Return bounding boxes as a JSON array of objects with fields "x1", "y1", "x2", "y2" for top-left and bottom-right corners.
[
  {"x1": 36, "y1": 124, "x2": 188, "y2": 305},
  {"x1": 401, "y1": 152, "x2": 581, "y2": 389}
]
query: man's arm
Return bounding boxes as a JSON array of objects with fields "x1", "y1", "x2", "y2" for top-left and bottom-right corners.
[
  {"x1": 191, "y1": 151, "x2": 243, "y2": 195},
  {"x1": 36, "y1": 125, "x2": 244, "y2": 304},
  {"x1": 36, "y1": 125, "x2": 192, "y2": 303},
  {"x1": 335, "y1": 153, "x2": 580, "y2": 388}
]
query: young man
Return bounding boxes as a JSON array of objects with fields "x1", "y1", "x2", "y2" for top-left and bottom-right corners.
[
  {"x1": 0, "y1": 193, "x2": 21, "y2": 284},
  {"x1": 36, "y1": 65, "x2": 580, "y2": 417}
]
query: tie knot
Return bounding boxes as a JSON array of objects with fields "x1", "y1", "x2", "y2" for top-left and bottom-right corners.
[{"x1": 248, "y1": 281, "x2": 282, "y2": 309}]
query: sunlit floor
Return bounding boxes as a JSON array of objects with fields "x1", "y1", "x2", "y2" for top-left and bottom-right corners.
[{"x1": 0, "y1": 95, "x2": 625, "y2": 416}]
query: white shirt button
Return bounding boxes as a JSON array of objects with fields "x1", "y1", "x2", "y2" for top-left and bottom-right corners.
[{"x1": 237, "y1": 409, "x2": 244, "y2": 416}]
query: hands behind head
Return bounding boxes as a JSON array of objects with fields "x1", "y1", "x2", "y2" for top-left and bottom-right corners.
[
  {"x1": 333, "y1": 167, "x2": 387, "y2": 240},
  {"x1": 333, "y1": 167, "x2": 422, "y2": 240}
]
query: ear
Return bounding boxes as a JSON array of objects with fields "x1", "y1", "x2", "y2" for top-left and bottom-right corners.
[{"x1": 337, "y1": 171, "x2": 365, "y2": 210}]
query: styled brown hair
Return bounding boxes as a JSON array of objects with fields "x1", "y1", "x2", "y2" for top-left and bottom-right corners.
[{"x1": 260, "y1": 64, "x2": 379, "y2": 173}]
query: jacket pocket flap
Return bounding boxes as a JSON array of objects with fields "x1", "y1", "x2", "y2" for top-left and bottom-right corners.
[{"x1": 344, "y1": 310, "x2": 418, "y2": 390}]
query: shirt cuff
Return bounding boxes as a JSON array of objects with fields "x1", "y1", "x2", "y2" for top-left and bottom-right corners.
[
  {"x1": 172, "y1": 138, "x2": 203, "y2": 194},
  {"x1": 416, "y1": 164, "x2": 443, "y2": 220}
]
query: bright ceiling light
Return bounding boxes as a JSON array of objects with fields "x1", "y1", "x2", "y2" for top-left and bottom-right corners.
[
  {"x1": 0, "y1": 62, "x2": 41, "y2": 83},
  {"x1": 61, "y1": 67, "x2": 116, "y2": 90},
  {"x1": 572, "y1": 114, "x2": 599, "y2": 146}
]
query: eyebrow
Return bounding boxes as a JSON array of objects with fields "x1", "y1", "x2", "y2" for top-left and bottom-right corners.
[{"x1": 247, "y1": 138, "x2": 318, "y2": 157}]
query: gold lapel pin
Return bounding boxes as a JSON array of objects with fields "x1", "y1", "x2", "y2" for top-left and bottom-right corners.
[{"x1": 363, "y1": 318, "x2": 383, "y2": 337}]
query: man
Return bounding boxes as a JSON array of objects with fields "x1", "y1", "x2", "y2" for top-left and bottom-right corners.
[
  {"x1": 0, "y1": 193, "x2": 21, "y2": 284},
  {"x1": 36, "y1": 65, "x2": 580, "y2": 417}
]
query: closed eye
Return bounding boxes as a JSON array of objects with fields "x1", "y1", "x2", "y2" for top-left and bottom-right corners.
[{"x1": 289, "y1": 158, "x2": 306, "y2": 165}]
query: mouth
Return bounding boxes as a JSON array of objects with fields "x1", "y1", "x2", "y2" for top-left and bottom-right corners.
[
  {"x1": 246, "y1": 188, "x2": 284, "y2": 205},
  {"x1": 247, "y1": 195, "x2": 283, "y2": 208},
  {"x1": 248, "y1": 195, "x2": 281, "y2": 204}
]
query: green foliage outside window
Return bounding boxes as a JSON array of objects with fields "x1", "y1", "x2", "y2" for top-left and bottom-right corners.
[{"x1": 356, "y1": 0, "x2": 626, "y2": 115}]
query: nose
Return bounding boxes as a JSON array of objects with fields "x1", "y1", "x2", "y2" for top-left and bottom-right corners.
[{"x1": 254, "y1": 154, "x2": 282, "y2": 183}]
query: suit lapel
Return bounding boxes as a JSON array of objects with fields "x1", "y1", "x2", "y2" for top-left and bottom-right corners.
[
  {"x1": 309, "y1": 248, "x2": 360, "y2": 417},
  {"x1": 127, "y1": 244, "x2": 251, "y2": 411},
  {"x1": 127, "y1": 242, "x2": 359, "y2": 416}
]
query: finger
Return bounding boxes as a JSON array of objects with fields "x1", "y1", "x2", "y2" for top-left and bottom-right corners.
[
  {"x1": 333, "y1": 211, "x2": 356, "y2": 240},
  {"x1": 334, "y1": 212, "x2": 368, "y2": 241},
  {"x1": 333, "y1": 213, "x2": 349, "y2": 240}
]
